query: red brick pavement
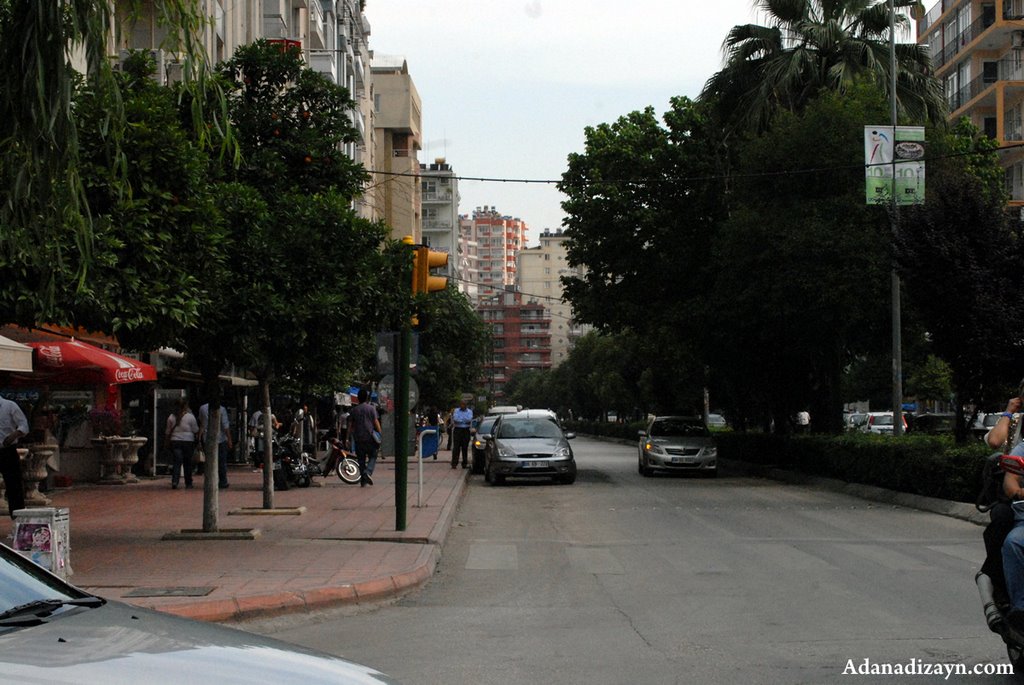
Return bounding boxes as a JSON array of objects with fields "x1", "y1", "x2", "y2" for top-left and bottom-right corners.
[{"x1": 0, "y1": 453, "x2": 467, "y2": 623}]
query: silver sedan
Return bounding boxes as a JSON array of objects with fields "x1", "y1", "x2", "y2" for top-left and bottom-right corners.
[{"x1": 638, "y1": 415, "x2": 718, "y2": 477}]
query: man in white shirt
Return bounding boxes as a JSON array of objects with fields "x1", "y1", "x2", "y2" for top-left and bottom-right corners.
[{"x1": 0, "y1": 394, "x2": 29, "y2": 518}]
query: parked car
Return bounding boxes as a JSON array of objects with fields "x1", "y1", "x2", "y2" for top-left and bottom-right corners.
[
  {"x1": 844, "y1": 412, "x2": 869, "y2": 432},
  {"x1": 637, "y1": 415, "x2": 717, "y2": 477},
  {"x1": 0, "y1": 542, "x2": 397, "y2": 684},
  {"x1": 480, "y1": 414, "x2": 577, "y2": 485},
  {"x1": 972, "y1": 412, "x2": 1004, "y2": 442},
  {"x1": 907, "y1": 412, "x2": 956, "y2": 435},
  {"x1": 485, "y1": 405, "x2": 521, "y2": 417},
  {"x1": 706, "y1": 413, "x2": 728, "y2": 430},
  {"x1": 516, "y1": 408, "x2": 560, "y2": 423},
  {"x1": 471, "y1": 415, "x2": 498, "y2": 474},
  {"x1": 864, "y1": 411, "x2": 908, "y2": 435}
]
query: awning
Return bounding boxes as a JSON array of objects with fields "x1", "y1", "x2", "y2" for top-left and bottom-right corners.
[
  {"x1": 26, "y1": 339, "x2": 157, "y2": 385},
  {"x1": 0, "y1": 335, "x2": 33, "y2": 372}
]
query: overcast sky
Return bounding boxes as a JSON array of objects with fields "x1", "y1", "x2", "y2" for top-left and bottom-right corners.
[{"x1": 365, "y1": 0, "x2": 762, "y2": 241}]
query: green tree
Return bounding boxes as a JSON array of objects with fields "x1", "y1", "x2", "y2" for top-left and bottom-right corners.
[
  {"x1": 705, "y1": 86, "x2": 893, "y2": 433},
  {"x1": 0, "y1": 0, "x2": 228, "y2": 320},
  {"x1": 701, "y1": 0, "x2": 944, "y2": 133},
  {"x1": 414, "y1": 285, "x2": 491, "y2": 411},
  {"x1": 898, "y1": 120, "x2": 1024, "y2": 441},
  {"x1": 174, "y1": 40, "x2": 397, "y2": 523},
  {"x1": 559, "y1": 97, "x2": 729, "y2": 410}
]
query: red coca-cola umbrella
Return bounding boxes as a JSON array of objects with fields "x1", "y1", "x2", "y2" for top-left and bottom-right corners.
[{"x1": 26, "y1": 339, "x2": 157, "y2": 385}]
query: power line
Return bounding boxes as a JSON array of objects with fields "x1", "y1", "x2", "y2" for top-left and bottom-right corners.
[{"x1": 367, "y1": 140, "x2": 1015, "y2": 187}]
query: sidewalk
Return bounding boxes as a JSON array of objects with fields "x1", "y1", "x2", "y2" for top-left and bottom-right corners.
[{"x1": 0, "y1": 450, "x2": 468, "y2": 623}]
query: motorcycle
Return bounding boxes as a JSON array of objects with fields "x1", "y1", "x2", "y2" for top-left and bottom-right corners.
[
  {"x1": 976, "y1": 454, "x2": 1024, "y2": 672},
  {"x1": 297, "y1": 437, "x2": 361, "y2": 486},
  {"x1": 253, "y1": 435, "x2": 361, "y2": 488}
]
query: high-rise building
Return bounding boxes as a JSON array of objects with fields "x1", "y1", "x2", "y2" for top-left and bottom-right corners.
[
  {"x1": 478, "y1": 290, "x2": 552, "y2": 399},
  {"x1": 516, "y1": 229, "x2": 589, "y2": 367},
  {"x1": 459, "y1": 206, "x2": 527, "y2": 304},
  {"x1": 370, "y1": 55, "x2": 422, "y2": 240},
  {"x1": 420, "y1": 159, "x2": 460, "y2": 276},
  {"x1": 917, "y1": 1, "x2": 1024, "y2": 205}
]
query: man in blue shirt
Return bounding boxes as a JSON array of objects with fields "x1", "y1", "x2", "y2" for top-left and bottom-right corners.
[{"x1": 450, "y1": 399, "x2": 473, "y2": 470}]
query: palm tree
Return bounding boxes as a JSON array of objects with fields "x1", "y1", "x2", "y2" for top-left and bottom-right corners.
[{"x1": 701, "y1": 0, "x2": 945, "y2": 133}]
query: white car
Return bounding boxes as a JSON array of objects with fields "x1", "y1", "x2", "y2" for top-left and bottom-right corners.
[{"x1": 864, "y1": 411, "x2": 907, "y2": 435}]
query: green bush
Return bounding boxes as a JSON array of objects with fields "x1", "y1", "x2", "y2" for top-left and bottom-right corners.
[{"x1": 714, "y1": 432, "x2": 990, "y2": 503}]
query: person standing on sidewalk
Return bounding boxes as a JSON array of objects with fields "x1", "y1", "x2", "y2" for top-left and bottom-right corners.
[
  {"x1": 165, "y1": 399, "x2": 199, "y2": 489},
  {"x1": 348, "y1": 387, "x2": 381, "y2": 487},
  {"x1": 199, "y1": 401, "x2": 233, "y2": 489},
  {"x1": 0, "y1": 393, "x2": 28, "y2": 518},
  {"x1": 450, "y1": 399, "x2": 473, "y2": 470}
]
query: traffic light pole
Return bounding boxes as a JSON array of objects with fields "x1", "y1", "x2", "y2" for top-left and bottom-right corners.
[{"x1": 395, "y1": 322, "x2": 410, "y2": 531}]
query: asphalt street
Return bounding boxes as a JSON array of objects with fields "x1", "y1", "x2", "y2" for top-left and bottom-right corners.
[{"x1": 242, "y1": 436, "x2": 1009, "y2": 684}]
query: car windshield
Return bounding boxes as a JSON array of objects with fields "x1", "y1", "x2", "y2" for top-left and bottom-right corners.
[
  {"x1": 497, "y1": 418, "x2": 562, "y2": 439},
  {"x1": 0, "y1": 544, "x2": 82, "y2": 618},
  {"x1": 649, "y1": 418, "x2": 709, "y2": 437},
  {"x1": 984, "y1": 414, "x2": 1002, "y2": 428},
  {"x1": 873, "y1": 415, "x2": 894, "y2": 426},
  {"x1": 478, "y1": 417, "x2": 496, "y2": 434}
]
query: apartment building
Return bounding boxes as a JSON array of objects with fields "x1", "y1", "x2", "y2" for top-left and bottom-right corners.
[
  {"x1": 420, "y1": 159, "x2": 460, "y2": 276},
  {"x1": 369, "y1": 55, "x2": 423, "y2": 240},
  {"x1": 478, "y1": 290, "x2": 553, "y2": 399},
  {"x1": 458, "y1": 206, "x2": 528, "y2": 304},
  {"x1": 516, "y1": 229, "x2": 589, "y2": 367},
  {"x1": 918, "y1": 0, "x2": 1024, "y2": 204},
  {"x1": 111, "y1": 1, "x2": 386, "y2": 221}
]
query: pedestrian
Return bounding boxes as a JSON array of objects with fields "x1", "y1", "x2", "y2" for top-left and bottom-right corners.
[
  {"x1": 165, "y1": 398, "x2": 199, "y2": 489},
  {"x1": 199, "y1": 401, "x2": 233, "y2": 489},
  {"x1": 348, "y1": 387, "x2": 381, "y2": 487},
  {"x1": 248, "y1": 406, "x2": 280, "y2": 467},
  {"x1": 0, "y1": 391, "x2": 29, "y2": 518},
  {"x1": 444, "y1": 407, "x2": 455, "y2": 450},
  {"x1": 450, "y1": 399, "x2": 473, "y2": 470}
]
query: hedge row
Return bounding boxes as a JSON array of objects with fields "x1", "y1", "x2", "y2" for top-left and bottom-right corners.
[{"x1": 566, "y1": 420, "x2": 992, "y2": 504}]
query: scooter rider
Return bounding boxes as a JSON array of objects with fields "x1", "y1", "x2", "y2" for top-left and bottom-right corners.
[{"x1": 981, "y1": 394, "x2": 1024, "y2": 603}]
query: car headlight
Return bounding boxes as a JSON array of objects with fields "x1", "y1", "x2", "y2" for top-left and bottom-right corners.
[
  {"x1": 704, "y1": 447, "x2": 717, "y2": 457},
  {"x1": 644, "y1": 441, "x2": 665, "y2": 455},
  {"x1": 553, "y1": 446, "x2": 571, "y2": 459},
  {"x1": 497, "y1": 445, "x2": 517, "y2": 459}
]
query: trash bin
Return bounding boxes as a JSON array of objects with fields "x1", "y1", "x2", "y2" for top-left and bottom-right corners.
[
  {"x1": 12, "y1": 507, "x2": 72, "y2": 579},
  {"x1": 418, "y1": 427, "x2": 438, "y2": 459}
]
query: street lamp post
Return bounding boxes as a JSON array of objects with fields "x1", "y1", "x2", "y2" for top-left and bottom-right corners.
[{"x1": 889, "y1": 0, "x2": 905, "y2": 435}]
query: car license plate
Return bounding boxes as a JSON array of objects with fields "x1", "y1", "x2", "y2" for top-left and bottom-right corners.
[
  {"x1": 671, "y1": 457, "x2": 696, "y2": 464},
  {"x1": 522, "y1": 461, "x2": 545, "y2": 468}
]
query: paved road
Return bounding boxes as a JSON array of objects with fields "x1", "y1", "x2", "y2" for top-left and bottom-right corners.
[{"x1": 241, "y1": 436, "x2": 1013, "y2": 684}]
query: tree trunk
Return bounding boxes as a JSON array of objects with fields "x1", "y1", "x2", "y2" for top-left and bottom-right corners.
[
  {"x1": 261, "y1": 377, "x2": 274, "y2": 509},
  {"x1": 202, "y1": 372, "x2": 222, "y2": 533}
]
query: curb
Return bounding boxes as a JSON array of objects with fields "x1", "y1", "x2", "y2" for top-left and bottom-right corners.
[{"x1": 157, "y1": 471, "x2": 468, "y2": 623}]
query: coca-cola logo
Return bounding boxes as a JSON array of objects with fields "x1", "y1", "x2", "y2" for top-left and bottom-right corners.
[
  {"x1": 115, "y1": 367, "x2": 145, "y2": 383},
  {"x1": 36, "y1": 345, "x2": 64, "y2": 367}
]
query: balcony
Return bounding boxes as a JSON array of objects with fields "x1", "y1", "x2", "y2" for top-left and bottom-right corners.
[
  {"x1": 423, "y1": 219, "x2": 454, "y2": 231},
  {"x1": 309, "y1": 49, "x2": 338, "y2": 82},
  {"x1": 932, "y1": 12, "x2": 1015, "y2": 73}
]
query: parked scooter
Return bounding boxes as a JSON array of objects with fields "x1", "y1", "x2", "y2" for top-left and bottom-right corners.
[{"x1": 976, "y1": 454, "x2": 1024, "y2": 672}]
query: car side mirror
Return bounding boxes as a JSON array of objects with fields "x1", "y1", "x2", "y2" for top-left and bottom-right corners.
[
  {"x1": 564, "y1": 432, "x2": 576, "y2": 440},
  {"x1": 479, "y1": 433, "x2": 493, "y2": 441}
]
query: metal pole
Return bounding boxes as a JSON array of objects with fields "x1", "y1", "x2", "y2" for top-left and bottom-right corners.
[
  {"x1": 415, "y1": 429, "x2": 436, "y2": 508},
  {"x1": 889, "y1": 0, "x2": 904, "y2": 435},
  {"x1": 395, "y1": 323, "x2": 410, "y2": 531}
]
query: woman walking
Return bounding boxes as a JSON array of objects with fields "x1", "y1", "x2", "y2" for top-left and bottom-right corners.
[{"x1": 165, "y1": 399, "x2": 199, "y2": 489}]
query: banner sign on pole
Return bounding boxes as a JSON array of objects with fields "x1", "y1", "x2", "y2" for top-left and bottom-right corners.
[{"x1": 865, "y1": 126, "x2": 926, "y2": 206}]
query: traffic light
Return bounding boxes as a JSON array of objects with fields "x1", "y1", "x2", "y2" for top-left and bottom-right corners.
[{"x1": 412, "y1": 246, "x2": 448, "y2": 294}]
